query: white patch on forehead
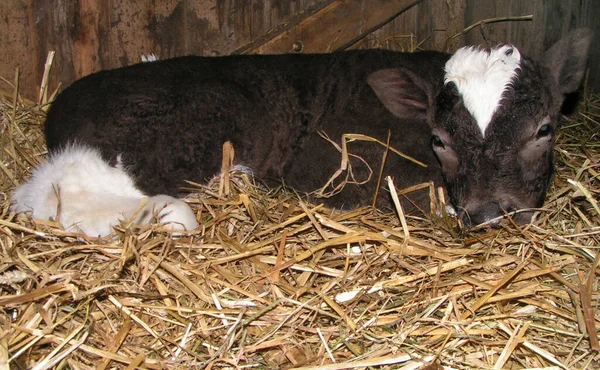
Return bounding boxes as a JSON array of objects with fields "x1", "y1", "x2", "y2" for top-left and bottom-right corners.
[{"x1": 444, "y1": 45, "x2": 521, "y2": 137}]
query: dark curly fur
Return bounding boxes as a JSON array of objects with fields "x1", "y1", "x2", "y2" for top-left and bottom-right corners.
[{"x1": 45, "y1": 50, "x2": 449, "y2": 213}]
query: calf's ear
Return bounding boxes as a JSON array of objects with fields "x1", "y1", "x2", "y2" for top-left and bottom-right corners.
[
  {"x1": 367, "y1": 68, "x2": 433, "y2": 119},
  {"x1": 543, "y1": 28, "x2": 593, "y2": 95}
]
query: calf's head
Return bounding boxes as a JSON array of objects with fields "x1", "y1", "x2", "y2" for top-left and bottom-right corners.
[{"x1": 369, "y1": 29, "x2": 593, "y2": 227}]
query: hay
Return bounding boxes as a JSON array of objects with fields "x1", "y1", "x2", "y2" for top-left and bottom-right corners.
[{"x1": 0, "y1": 61, "x2": 599, "y2": 370}]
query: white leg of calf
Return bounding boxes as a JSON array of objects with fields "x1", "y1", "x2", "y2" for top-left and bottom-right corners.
[
  {"x1": 59, "y1": 194, "x2": 144, "y2": 237},
  {"x1": 137, "y1": 195, "x2": 199, "y2": 232},
  {"x1": 11, "y1": 145, "x2": 199, "y2": 237},
  {"x1": 12, "y1": 180, "x2": 145, "y2": 237}
]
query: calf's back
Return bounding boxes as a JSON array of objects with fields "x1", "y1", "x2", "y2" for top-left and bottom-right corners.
[{"x1": 44, "y1": 50, "x2": 449, "y2": 211}]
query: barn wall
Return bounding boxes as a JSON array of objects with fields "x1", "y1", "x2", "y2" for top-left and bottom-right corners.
[
  {"x1": 1, "y1": 0, "x2": 599, "y2": 100},
  {"x1": 1, "y1": 0, "x2": 326, "y2": 99}
]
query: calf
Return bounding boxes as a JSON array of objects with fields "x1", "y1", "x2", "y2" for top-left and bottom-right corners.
[{"x1": 14, "y1": 29, "x2": 592, "y2": 234}]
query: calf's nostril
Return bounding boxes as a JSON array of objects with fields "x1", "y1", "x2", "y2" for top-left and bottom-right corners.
[{"x1": 462, "y1": 201, "x2": 506, "y2": 228}]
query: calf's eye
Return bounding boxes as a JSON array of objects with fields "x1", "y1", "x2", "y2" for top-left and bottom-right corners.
[
  {"x1": 431, "y1": 135, "x2": 445, "y2": 149},
  {"x1": 537, "y1": 124, "x2": 552, "y2": 138}
]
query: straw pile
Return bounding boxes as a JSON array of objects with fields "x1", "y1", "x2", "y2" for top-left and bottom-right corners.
[{"x1": 0, "y1": 60, "x2": 599, "y2": 370}]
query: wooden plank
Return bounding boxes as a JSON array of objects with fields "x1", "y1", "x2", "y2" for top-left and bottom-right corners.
[
  {"x1": 105, "y1": 0, "x2": 170, "y2": 66},
  {"x1": 233, "y1": 1, "x2": 336, "y2": 55},
  {"x1": 0, "y1": 0, "x2": 32, "y2": 96},
  {"x1": 1, "y1": 0, "x2": 598, "y2": 99},
  {"x1": 353, "y1": 0, "x2": 467, "y2": 52},
  {"x1": 27, "y1": 0, "x2": 109, "y2": 96},
  {"x1": 462, "y1": 0, "x2": 539, "y2": 51},
  {"x1": 69, "y1": 0, "x2": 109, "y2": 79},
  {"x1": 543, "y1": 0, "x2": 600, "y2": 92},
  {"x1": 26, "y1": 1, "x2": 76, "y2": 99},
  {"x1": 218, "y1": 0, "x2": 325, "y2": 55},
  {"x1": 242, "y1": 0, "x2": 423, "y2": 54}
]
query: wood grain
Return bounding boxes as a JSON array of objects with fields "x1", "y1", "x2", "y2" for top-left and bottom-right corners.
[
  {"x1": 243, "y1": 0, "x2": 423, "y2": 54},
  {"x1": 0, "y1": 0, "x2": 598, "y2": 98}
]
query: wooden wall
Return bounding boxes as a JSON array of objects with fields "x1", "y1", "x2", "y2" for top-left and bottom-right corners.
[{"x1": 1, "y1": 0, "x2": 599, "y2": 100}]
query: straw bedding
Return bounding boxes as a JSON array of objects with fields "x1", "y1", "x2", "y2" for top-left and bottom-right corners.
[{"x1": 0, "y1": 59, "x2": 598, "y2": 370}]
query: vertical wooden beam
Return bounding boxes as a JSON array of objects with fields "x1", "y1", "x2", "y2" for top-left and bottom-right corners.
[
  {"x1": 68, "y1": 0, "x2": 109, "y2": 78},
  {"x1": 0, "y1": 0, "x2": 33, "y2": 96},
  {"x1": 543, "y1": 0, "x2": 600, "y2": 92}
]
